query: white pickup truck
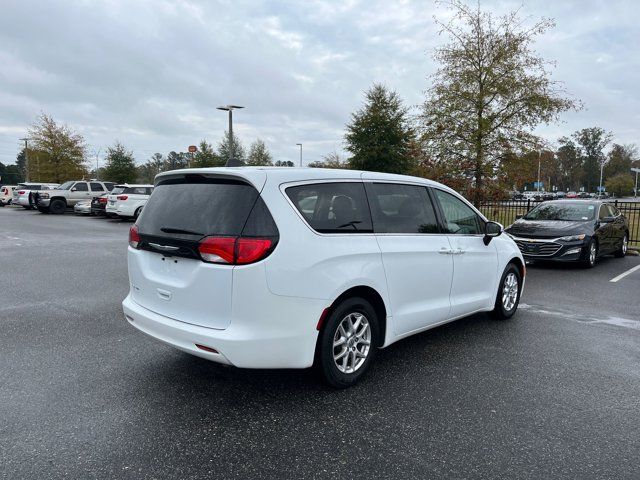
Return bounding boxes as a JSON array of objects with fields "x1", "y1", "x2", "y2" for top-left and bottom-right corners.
[{"x1": 36, "y1": 180, "x2": 115, "y2": 214}]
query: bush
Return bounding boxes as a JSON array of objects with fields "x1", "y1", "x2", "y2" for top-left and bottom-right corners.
[{"x1": 605, "y1": 173, "x2": 634, "y2": 197}]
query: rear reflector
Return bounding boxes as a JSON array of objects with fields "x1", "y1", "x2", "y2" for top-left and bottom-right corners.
[
  {"x1": 316, "y1": 307, "x2": 331, "y2": 331},
  {"x1": 198, "y1": 236, "x2": 273, "y2": 265},
  {"x1": 129, "y1": 225, "x2": 141, "y2": 248},
  {"x1": 195, "y1": 344, "x2": 219, "y2": 354}
]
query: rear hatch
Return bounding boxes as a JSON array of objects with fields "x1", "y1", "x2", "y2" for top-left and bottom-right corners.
[
  {"x1": 128, "y1": 172, "x2": 278, "y2": 329},
  {"x1": 107, "y1": 186, "x2": 125, "y2": 207}
]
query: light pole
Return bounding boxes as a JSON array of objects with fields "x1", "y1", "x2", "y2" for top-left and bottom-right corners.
[
  {"x1": 216, "y1": 105, "x2": 244, "y2": 166},
  {"x1": 598, "y1": 158, "x2": 605, "y2": 195},
  {"x1": 631, "y1": 168, "x2": 640, "y2": 198},
  {"x1": 537, "y1": 151, "x2": 541, "y2": 192},
  {"x1": 95, "y1": 148, "x2": 101, "y2": 180},
  {"x1": 296, "y1": 143, "x2": 302, "y2": 167},
  {"x1": 20, "y1": 137, "x2": 29, "y2": 182}
]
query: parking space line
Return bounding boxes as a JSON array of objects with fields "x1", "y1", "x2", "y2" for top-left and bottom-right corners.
[{"x1": 610, "y1": 264, "x2": 640, "y2": 283}]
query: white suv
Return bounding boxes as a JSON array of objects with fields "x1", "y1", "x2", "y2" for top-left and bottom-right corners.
[
  {"x1": 123, "y1": 168, "x2": 525, "y2": 387},
  {"x1": 106, "y1": 184, "x2": 153, "y2": 219}
]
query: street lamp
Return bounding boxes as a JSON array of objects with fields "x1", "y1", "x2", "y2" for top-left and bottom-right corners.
[
  {"x1": 216, "y1": 105, "x2": 244, "y2": 167},
  {"x1": 632, "y1": 167, "x2": 640, "y2": 198},
  {"x1": 296, "y1": 143, "x2": 302, "y2": 167}
]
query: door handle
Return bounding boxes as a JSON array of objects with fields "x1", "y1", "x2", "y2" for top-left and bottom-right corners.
[
  {"x1": 439, "y1": 248, "x2": 453, "y2": 255},
  {"x1": 455, "y1": 249, "x2": 465, "y2": 255}
]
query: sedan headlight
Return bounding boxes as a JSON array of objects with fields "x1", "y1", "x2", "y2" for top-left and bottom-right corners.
[{"x1": 558, "y1": 234, "x2": 586, "y2": 242}]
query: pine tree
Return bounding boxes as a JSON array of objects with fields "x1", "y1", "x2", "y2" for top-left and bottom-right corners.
[
  {"x1": 192, "y1": 140, "x2": 223, "y2": 168},
  {"x1": 246, "y1": 139, "x2": 274, "y2": 166},
  {"x1": 345, "y1": 84, "x2": 415, "y2": 174},
  {"x1": 217, "y1": 131, "x2": 245, "y2": 165},
  {"x1": 103, "y1": 142, "x2": 137, "y2": 183}
]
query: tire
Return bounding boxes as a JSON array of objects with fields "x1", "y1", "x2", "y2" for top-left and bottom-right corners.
[
  {"x1": 614, "y1": 233, "x2": 628, "y2": 258},
  {"x1": 492, "y1": 264, "x2": 522, "y2": 320},
  {"x1": 22, "y1": 206, "x2": 31, "y2": 210},
  {"x1": 134, "y1": 207, "x2": 142, "y2": 220},
  {"x1": 581, "y1": 240, "x2": 597, "y2": 268},
  {"x1": 38, "y1": 206, "x2": 50, "y2": 214},
  {"x1": 49, "y1": 199, "x2": 66, "y2": 214},
  {"x1": 317, "y1": 297, "x2": 379, "y2": 388}
]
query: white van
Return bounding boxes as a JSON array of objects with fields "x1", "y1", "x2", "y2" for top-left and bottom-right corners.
[{"x1": 123, "y1": 168, "x2": 524, "y2": 387}]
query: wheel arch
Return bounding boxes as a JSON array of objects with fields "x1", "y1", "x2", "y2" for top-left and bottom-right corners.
[{"x1": 320, "y1": 285, "x2": 388, "y2": 348}]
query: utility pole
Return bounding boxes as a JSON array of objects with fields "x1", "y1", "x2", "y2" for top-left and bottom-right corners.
[
  {"x1": 631, "y1": 168, "x2": 640, "y2": 198},
  {"x1": 296, "y1": 143, "x2": 302, "y2": 167},
  {"x1": 598, "y1": 159, "x2": 605, "y2": 195},
  {"x1": 216, "y1": 105, "x2": 244, "y2": 166},
  {"x1": 20, "y1": 138, "x2": 29, "y2": 182}
]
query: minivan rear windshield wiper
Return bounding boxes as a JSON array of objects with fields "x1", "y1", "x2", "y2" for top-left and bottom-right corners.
[{"x1": 160, "y1": 227, "x2": 205, "y2": 236}]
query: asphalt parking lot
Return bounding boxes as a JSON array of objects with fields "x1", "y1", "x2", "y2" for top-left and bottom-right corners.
[{"x1": 1, "y1": 207, "x2": 639, "y2": 479}]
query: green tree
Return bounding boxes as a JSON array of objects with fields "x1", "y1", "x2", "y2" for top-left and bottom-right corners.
[
  {"x1": 421, "y1": 1, "x2": 579, "y2": 204},
  {"x1": 102, "y1": 142, "x2": 137, "y2": 183},
  {"x1": 192, "y1": 140, "x2": 222, "y2": 168},
  {"x1": 246, "y1": 139, "x2": 274, "y2": 166},
  {"x1": 572, "y1": 127, "x2": 612, "y2": 192},
  {"x1": 165, "y1": 151, "x2": 189, "y2": 170},
  {"x1": 345, "y1": 83, "x2": 415, "y2": 174},
  {"x1": 28, "y1": 113, "x2": 88, "y2": 182},
  {"x1": 274, "y1": 160, "x2": 294, "y2": 167},
  {"x1": 136, "y1": 153, "x2": 164, "y2": 183},
  {"x1": 556, "y1": 137, "x2": 582, "y2": 191},
  {"x1": 605, "y1": 173, "x2": 634, "y2": 197},
  {"x1": 217, "y1": 131, "x2": 245, "y2": 165},
  {"x1": 308, "y1": 151, "x2": 350, "y2": 169},
  {"x1": 604, "y1": 144, "x2": 636, "y2": 179}
]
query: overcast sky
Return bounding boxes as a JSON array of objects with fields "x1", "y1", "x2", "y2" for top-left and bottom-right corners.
[{"x1": 0, "y1": 0, "x2": 638, "y2": 166}]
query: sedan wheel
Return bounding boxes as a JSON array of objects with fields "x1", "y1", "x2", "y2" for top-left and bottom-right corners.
[
  {"x1": 582, "y1": 240, "x2": 597, "y2": 268},
  {"x1": 615, "y1": 234, "x2": 628, "y2": 258}
]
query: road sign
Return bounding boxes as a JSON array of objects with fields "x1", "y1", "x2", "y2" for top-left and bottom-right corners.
[
  {"x1": 188, "y1": 145, "x2": 197, "y2": 153},
  {"x1": 533, "y1": 181, "x2": 543, "y2": 188},
  {"x1": 631, "y1": 168, "x2": 640, "y2": 173}
]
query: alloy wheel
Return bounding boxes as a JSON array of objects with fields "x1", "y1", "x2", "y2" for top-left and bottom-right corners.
[
  {"x1": 501, "y1": 272, "x2": 519, "y2": 311},
  {"x1": 589, "y1": 242, "x2": 597, "y2": 265},
  {"x1": 333, "y1": 312, "x2": 371, "y2": 374},
  {"x1": 622, "y1": 236, "x2": 628, "y2": 255}
]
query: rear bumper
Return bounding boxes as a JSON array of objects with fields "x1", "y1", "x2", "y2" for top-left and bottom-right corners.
[{"x1": 122, "y1": 293, "x2": 323, "y2": 369}]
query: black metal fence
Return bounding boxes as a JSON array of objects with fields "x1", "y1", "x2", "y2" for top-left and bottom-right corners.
[{"x1": 478, "y1": 200, "x2": 640, "y2": 247}]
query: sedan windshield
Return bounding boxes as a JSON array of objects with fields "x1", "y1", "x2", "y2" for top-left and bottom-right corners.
[
  {"x1": 524, "y1": 203, "x2": 596, "y2": 221},
  {"x1": 56, "y1": 181, "x2": 74, "y2": 190}
]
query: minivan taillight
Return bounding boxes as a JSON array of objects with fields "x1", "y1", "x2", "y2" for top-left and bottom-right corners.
[
  {"x1": 117, "y1": 195, "x2": 128, "y2": 201},
  {"x1": 18, "y1": 190, "x2": 25, "y2": 195},
  {"x1": 129, "y1": 225, "x2": 141, "y2": 248},
  {"x1": 198, "y1": 236, "x2": 273, "y2": 265}
]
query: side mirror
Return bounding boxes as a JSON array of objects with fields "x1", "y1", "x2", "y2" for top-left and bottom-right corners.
[
  {"x1": 71, "y1": 188, "x2": 77, "y2": 192},
  {"x1": 515, "y1": 214, "x2": 523, "y2": 220},
  {"x1": 483, "y1": 221, "x2": 503, "y2": 245}
]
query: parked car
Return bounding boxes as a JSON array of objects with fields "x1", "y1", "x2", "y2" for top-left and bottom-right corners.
[
  {"x1": 521, "y1": 191, "x2": 539, "y2": 201},
  {"x1": 566, "y1": 191, "x2": 578, "y2": 198},
  {"x1": 123, "y1": 168, "x2": 525, "y2": 388},
  {"x1": 505, "y1": 200, "x2": 629, "y2": 267},
  {"x1": 555, "y1": 191, "x2": 566, "y2": 199},
  {"x1": 74, "y1": 200, "x2": 92, "y2": 215},
  {"x1": 106, "y1": 184, "x2": 153, "y2": 219},
  {"x1": 35, "y1": 180, "x2": 113, "y2": 214},
  {"x1": 91, "y1": 193, "x2": 109, "y2": 216},
  {"x1": 13, "y1": 182, "x2": 60, "y2": 209},
  {"x1": 0, "y1": 185, "x2": 16, "y2": 206}
]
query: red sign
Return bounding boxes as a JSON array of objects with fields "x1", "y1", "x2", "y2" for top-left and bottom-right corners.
[{"x1": 188, "y1": 145, "x2": 197, "y2": 153}]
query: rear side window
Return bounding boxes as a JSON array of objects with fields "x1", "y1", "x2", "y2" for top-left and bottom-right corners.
[
  {"x1": 104, "y1": 182, "x2": 115, "y2": 191},
  {"x1": 137, "y1": 175, "x2": 275, "y2": 239},
  {"x1": 90, "y1": 182, "x2": 104, "y2": 191},
  {"x1": 366, "y1": 183, "x2": 439, "y2": 234},
  {"x1": 286, "y1": 182, "x2": 373, "y2": 233}
]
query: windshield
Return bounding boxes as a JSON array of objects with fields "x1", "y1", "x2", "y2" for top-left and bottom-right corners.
[
  {"x1": 56, "y1": 181, "x2": 74, "y2": 190},
  {"x1": 524, "y1": 203, "x2": 596, "y2": 221}
]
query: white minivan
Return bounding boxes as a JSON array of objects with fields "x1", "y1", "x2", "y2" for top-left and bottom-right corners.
[{"x1": 123, "y1": 168, "x2": 525, "y2": 387}]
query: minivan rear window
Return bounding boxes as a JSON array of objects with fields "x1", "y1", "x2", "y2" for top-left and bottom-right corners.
[{"x1": 137, "y1": 176, "x2": 271, "y2": 239}]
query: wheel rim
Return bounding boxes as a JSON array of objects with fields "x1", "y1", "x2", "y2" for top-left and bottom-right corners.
[
  {"x1": 333, "y1": 312, "x2": 371, "y2": 374},
  {"x1": 589, "y1": 243, "x2": 596, "y2": 264},
  {"x1": 622, "y1": 236, "x2": 628, "y2": 255},
  {"x1": 501, "y1": 272, "x2": 519, "y2": 311}
]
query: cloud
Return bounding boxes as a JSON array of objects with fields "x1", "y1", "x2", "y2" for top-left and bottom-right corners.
[{"x1": 0, "y1": 0, "x2": 638, "y2": 166}]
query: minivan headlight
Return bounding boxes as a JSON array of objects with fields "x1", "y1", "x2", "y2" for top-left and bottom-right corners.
[{"x1": 558, "y1": 234, "x2": 585, "y2": 242}]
